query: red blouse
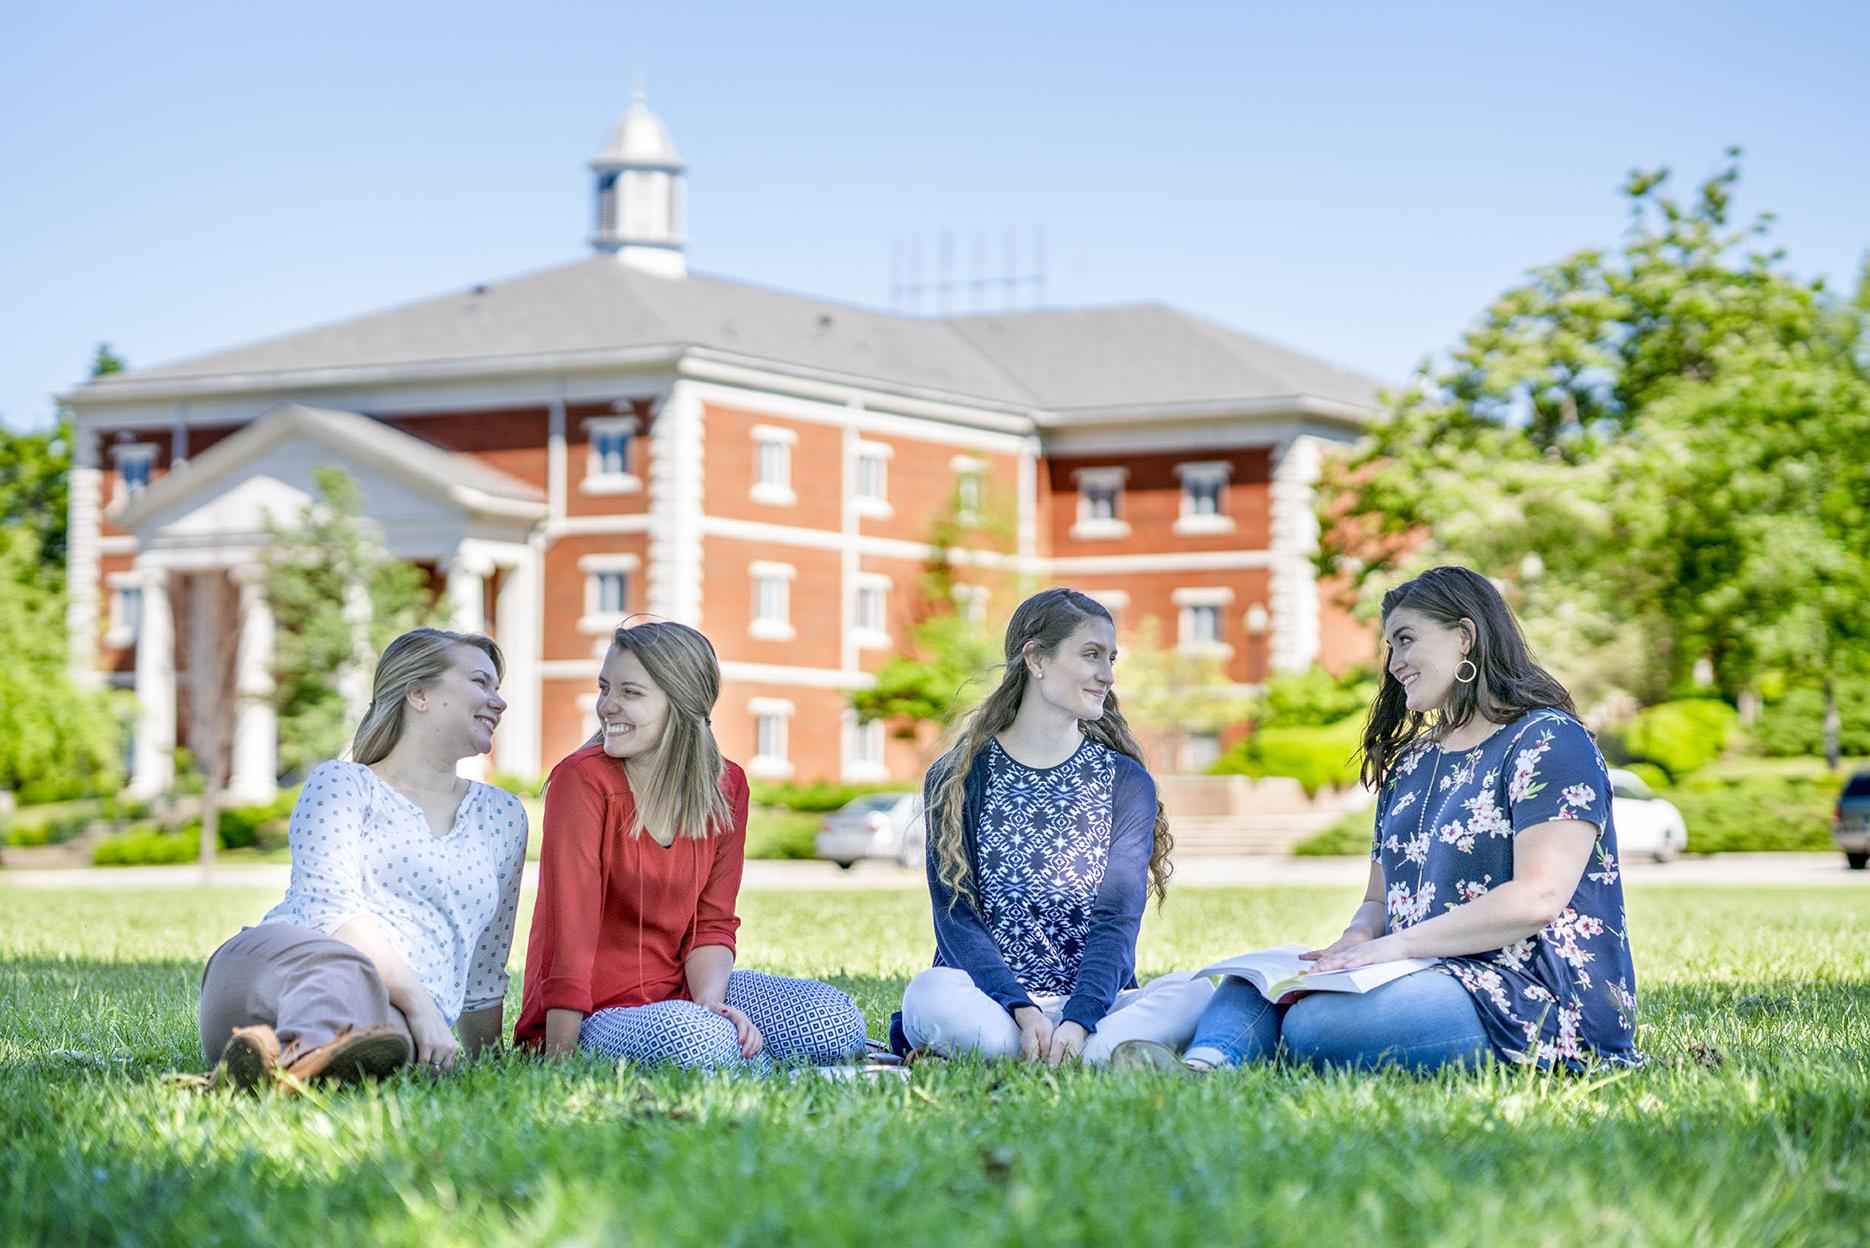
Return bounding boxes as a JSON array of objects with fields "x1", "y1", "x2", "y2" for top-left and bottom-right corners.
[{"x1": 514, "y1": 744, "x2": 749, "y2": 1047}]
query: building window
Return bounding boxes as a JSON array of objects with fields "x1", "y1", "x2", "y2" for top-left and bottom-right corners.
[
  {"x1": 1174, "y1": 461, "x2": 1235, "y2": 534},
  {"x1": 951, "y1": 455, "x2": 987, "y2": 524},
  {"x1": 107, "y1": 580, "x2": 142, "y2": 648},
  {"x1": 845, "y1": 714, "x2": 887, "y2": 782},
  {"x1": 952, "y1": 583, "x2": 990, "y2": 624},
  {"x1": 1071, "y1": 467, "x2": 1129, "y2": 539},
  {"x1": 1086, "y1": 589, "x2": 1128, "y2": 631},
  {"x1": 751, "y1": 425, "x2": 797, "y2": 505},
  {"x1": 581, "y1": 416, "x2": 641, "y2": 494},
  {"x1": 1174, "y1": 587, "x2": 1235, "y2": 656},
  {"x1": 749, "y1": 697, "x2": 795, "y2": 779},
  {"x1": 1181, "y1": 732, "x2": 1222, "y2": 774},
  {"x1": 113, "y1": 444, "x2": 156, "y2": 503},
  {"x1": 853, "y1": 574, "x2": 891, "y2": 648},
  {"x1": 750, "y1": 561, "x2": 795, "y2": 640},
  {"x1": 578, "y1": 554, "x2": 640, "y2": 633},
  {"x1": 853, "y1": 441, "x2": 892, "y2": 518}
]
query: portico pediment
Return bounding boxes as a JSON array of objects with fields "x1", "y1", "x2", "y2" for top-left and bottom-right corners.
[{"x1": 116, "y1": 402, "x2": 546, "y2": 559}]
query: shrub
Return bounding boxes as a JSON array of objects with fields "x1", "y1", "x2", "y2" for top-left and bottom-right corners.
[
  {"x1": 745, "y1": 807, "x2": 821, "y2": 860},
  {"x1": 1622, "y1": 699, "x2": 1738, "y2": 778},
  {"x1": 1752, "y1": 683, "x2": 1870, "y2": 758},
  {"x1": 750, "y1": 780, "x2": 913, "y2": 813},
  {"x1": 490, "y1": 771, "x2": 547, "y2": 799},
  {"x1": 92, "y1": 825, "x2": 200, "y2": 866},
  {"x1": 1254, "y1": 666, "x2": 1379, "y2": 728},
  {"x1": 1669, "y1": 775, "x2": 1835, "y2": 853},
  {"x1": 1292, "y1": 807, "x2": 1375, "y2": 856},
  {"x1": 1210, "y1": 715, "x2": 1364, "y2": 796},
  {"x1": 1619, "y1": 762, "x2": 1672, "y2": 792},
  {"x1": 177, "y1": 789, "x2": 299, "y2": 851}
]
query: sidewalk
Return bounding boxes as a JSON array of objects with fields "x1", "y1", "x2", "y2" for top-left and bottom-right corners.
[{"x1": 2, "y1": 853, "x2": 1862, "y2": 891}]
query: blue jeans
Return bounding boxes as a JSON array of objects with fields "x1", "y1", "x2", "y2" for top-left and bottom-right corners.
[{"x1": 1182, "y1": 968, "x2": 1491, "y2": 1073}]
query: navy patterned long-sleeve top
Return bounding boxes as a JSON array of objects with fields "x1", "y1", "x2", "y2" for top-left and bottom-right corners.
[{"x1": 919, "y1": 735, "x2": 1156, "y2": 1034}]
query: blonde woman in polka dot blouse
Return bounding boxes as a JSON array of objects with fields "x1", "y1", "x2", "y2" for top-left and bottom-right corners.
[{"x1": 196, "y1": 628, "x2": 529, "y2": 1090}]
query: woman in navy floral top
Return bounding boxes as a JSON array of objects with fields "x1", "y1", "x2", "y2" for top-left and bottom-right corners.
[
  {"x1": 1168, "y1": 566, "x2": 1640, "y2": 1073},
  {"x1": 892, "y1": 589, "x2": 1215, "y2": 1065}
]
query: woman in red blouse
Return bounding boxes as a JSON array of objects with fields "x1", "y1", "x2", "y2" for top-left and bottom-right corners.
[{"x1": 516, "y1": 621, "x2": 866, "y2": 1068}]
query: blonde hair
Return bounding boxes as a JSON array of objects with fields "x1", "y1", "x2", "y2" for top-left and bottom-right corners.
[
  {"x1": 931, "y1": 588, "x2": 1173, "y2": 906},
  {"x1": 350, "y1": 628, "x2": 505, "y2": 765},
  {"x1": 589, "y1": 620, "x2": 730, "y2": 841}
]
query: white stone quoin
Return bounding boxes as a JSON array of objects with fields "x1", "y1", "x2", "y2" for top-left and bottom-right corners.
[{"x1": 1268, "y1": 435, "x2": 1325, "y2": 672}]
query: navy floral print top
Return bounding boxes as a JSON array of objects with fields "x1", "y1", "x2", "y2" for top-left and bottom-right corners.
[{"x1": 1373, "y1": 709, "x2": 1641, "y2": 1070}]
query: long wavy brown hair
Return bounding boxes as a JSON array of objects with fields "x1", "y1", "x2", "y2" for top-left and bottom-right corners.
[
  {"x1": 931, "y1": 588, "x2": 1173, "y2": 907},
  {"x1": 1359, "y1": 566, "x2": 1577, "y2": 790}
]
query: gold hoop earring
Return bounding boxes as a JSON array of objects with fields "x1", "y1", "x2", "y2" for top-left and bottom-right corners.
[{"x1": 1455, "y1": 659, "x2": 1478, "y2": 684}]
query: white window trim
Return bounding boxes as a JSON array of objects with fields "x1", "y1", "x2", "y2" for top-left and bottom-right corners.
[
  {"x1": 581, "y1": 415, "x2": 642, "y2": 495},
  {"x1": 108, "y1": 443, "x2": 158, "y2": 512},
  {"x1": 1171, "y1": 587, "x2": 1235, "y2": 606},
  {"x1": 951, "y1": 454, "x2": 988, "y2": 524},
  {"x1": 578, "y1": 553, "x2": 640, "y2": 633},
  {"x1": 105, "y1": 571, "x2": 142, "y2": 649},
  {"x1": 1173, "y1": 460, "x2": 1235, "y2": 535},
  {"x1": 1177, "y1": 593, "x2": 1234, "y2": 658},
  {"x1": 852, "y1": 573, "x2": 892, "y2": 649},
  {"x1": 751, "y1": 425, "x2": 798, "y2": 506},
  {"x1": 750, "y1": 561, "x2": 796, "y2": 641},
  {"x1": 853, "y1": 440, "x2": 894, "y2": 518},
  {"x1": 951, "y1": 583, "x2": 991, "y2": 624},
  {"x1": 1071, "y1": 466, "x2": 1130, "y2": 540},
  {"x1": 749, "y1": 697, "x2": 795, "y2": 779}
]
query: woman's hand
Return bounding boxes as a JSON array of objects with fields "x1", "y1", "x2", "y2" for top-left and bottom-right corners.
[
  {"x1": 705, "y1": 1001, "x2": 764, "y2": 1059},
  {"x1": 1301, "y1": 927, "x2": 1379, "y2": 965},
  {"x1": 1307, "y1": 932, "x2": 1412, "y2": 974},
  {"x1": 1045, "y1": 1020, "x2": 1088, "y2": 1067},
  {"x1": 1012, "y1": 1005, "x2": 1054, "y2": 1061},
  {"x1": 406, "y1": 998, "x2": 462, "y2": 1072}
]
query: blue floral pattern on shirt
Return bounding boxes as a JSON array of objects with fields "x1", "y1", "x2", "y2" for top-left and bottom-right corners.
[{"x1": 1373, "y1": 709, "x2": 1641, "y2": 1070}]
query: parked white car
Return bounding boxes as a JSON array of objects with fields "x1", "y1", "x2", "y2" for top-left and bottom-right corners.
[
  {"x1": 1609, "y1": 768, "x2": 1687, "y2": 862},
  {"x1": 814, "y1": 792, "x2": 925, "y2": 869}
]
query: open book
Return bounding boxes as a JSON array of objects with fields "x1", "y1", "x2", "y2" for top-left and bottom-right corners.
[{"x1": 1195, "y1": 943, "x2": 1439, "y2": 1002}]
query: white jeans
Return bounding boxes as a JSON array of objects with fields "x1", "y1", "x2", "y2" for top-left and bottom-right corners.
[{"x1": 901, "y1": 967, "x2": 1216, "y2": 1064}]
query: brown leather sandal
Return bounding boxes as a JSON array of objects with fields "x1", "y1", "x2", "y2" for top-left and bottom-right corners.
[
  {"x1": 282, "y1": 1025, "x2": 412, "y2": 1086},
  {"x1": 217, "y1": 1024, "x2": 283, "y2": 1094}
]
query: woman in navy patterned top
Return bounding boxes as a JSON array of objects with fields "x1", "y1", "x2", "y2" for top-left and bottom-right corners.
[
  {"x1": 1166, "y1": 566, "x2": 1640, "y2": 1073},
  {"x1": 893, "y1": 589, "x2": 1215, "y2": 1064}
]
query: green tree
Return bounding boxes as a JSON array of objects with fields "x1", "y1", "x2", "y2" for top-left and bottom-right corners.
[
  {"x1": 1104, "y1": 615, "x2": 1252, "y2": 767},
  {"x1": 1321, "y1": 152, "x2": 1870, "y2": 737},
  {"x1": 264, "y1": 467, "x2": 435, "y2": 774},
  {"x1": 0, "y1": 419, "x2": 71, "y2": 586},
  {"x1": 0, "y1": 527, "x2": 122, "y2": 801}
]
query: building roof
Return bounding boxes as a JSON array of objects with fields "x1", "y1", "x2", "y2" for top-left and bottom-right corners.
[
  {"x1": 115, "y1": 401, "x2": 545, "y2": 531},
  {"x1": 77, "y1": 257, "x2": 1387, "y2": 417}
]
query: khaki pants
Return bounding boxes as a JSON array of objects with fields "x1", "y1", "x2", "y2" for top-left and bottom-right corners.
[{"x1": 198, "y1": 923, "x2": 412, "y2": 1065}]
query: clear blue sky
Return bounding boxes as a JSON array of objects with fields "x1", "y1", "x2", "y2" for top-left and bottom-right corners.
[{"x1": 5, "y1": 0, "x2": 1866, "y2": 430}]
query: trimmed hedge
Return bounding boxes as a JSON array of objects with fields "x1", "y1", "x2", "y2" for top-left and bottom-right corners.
[
  {"x1": 749, "y1": 780, "x2": 914, "y2": 813},
  {"x1": 1293, "y1": 807, "x2": 1376, "y2": 856},
  {"x1": 92, "y1": 825, "x2": 200, "y2": 866},
  {"x1": 1210, "y1": 715, "x2": 1364, "y2": 796},
  {"x1": 1621, "y1": 699, "x2": 1738, "y2": 779},
  {"x1": 746, "y1": 807, "x2": 822, "y2": 861},
  {"x1": 1671, "y1": 774, "x2": 1836, "y2": 854}
]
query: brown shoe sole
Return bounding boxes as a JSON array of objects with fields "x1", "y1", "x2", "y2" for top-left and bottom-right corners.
[
  {"x1": 286, "y1": 1027, "x2": 412, "y2": 1085},
  {"x1": 220, "y1": 1029, "x2": 279, "y2": 1093}
]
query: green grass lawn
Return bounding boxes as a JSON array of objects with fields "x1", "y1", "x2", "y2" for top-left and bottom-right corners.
[{"x1": 2, "y1": 882, "x2": 1865, "y2": 1246}]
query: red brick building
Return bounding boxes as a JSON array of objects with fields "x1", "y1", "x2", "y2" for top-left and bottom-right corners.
[{"x1": 63, "y1": 97, "x2": 1383, "y2": 800}]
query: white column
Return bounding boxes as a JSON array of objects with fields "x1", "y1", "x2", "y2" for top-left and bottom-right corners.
[
  {"x1": 1268, "y1": 435, "x2": 1324, "y2": 672},
  {"x1": 646, "y1": 380, "x2": 704, "y2": 624},
  {"x1": 445, "y1": 550, "x2": 493, "y2": 632},
  {"x1": 227, "y1": 566, "x2": 277, "y2": 804},
  {"x1": 546, "y1": 379, "x2": 567, "y2": 529},
  {"x1": 493, "y1": 544, "x2": 542, "y2": 779},
  {"x1": 66, "y1": 424, "x2": 104, "y2": 686},
  {"x1": 129, "y1": 564, "x2": 175, "y2": 797}
]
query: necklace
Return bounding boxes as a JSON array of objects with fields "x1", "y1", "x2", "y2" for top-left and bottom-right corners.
[{"x1": 1415, "y1": 744, "x2": 1442, "y2": 847}]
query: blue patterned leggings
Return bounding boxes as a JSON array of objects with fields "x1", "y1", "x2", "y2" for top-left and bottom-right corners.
[{"x1": 579, "y1": 970, "x2": 868, "y2": 1070}]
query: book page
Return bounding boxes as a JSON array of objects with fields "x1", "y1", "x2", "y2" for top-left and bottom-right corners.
[{"x1": 1194, "y1": 944, "x2": 1438, "y2": 998}]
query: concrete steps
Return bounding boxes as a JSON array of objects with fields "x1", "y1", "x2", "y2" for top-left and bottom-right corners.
[{"x1": 1168, "y1": 812, "x2": 1346, "y2": 857}]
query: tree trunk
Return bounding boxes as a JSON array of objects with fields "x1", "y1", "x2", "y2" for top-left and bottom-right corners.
[{"x1": 1824, "y1": 672, "x2": 1841, "y2": 772}]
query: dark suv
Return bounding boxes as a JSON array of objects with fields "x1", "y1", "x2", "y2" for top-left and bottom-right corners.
[{"x1": 1835, "y1": 769, "x2": 1870, "y2": 870}]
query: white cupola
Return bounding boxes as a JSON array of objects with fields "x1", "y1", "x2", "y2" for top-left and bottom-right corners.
[{"x1": 590, "y1": 93, "x2": 688, "y2": 276}]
